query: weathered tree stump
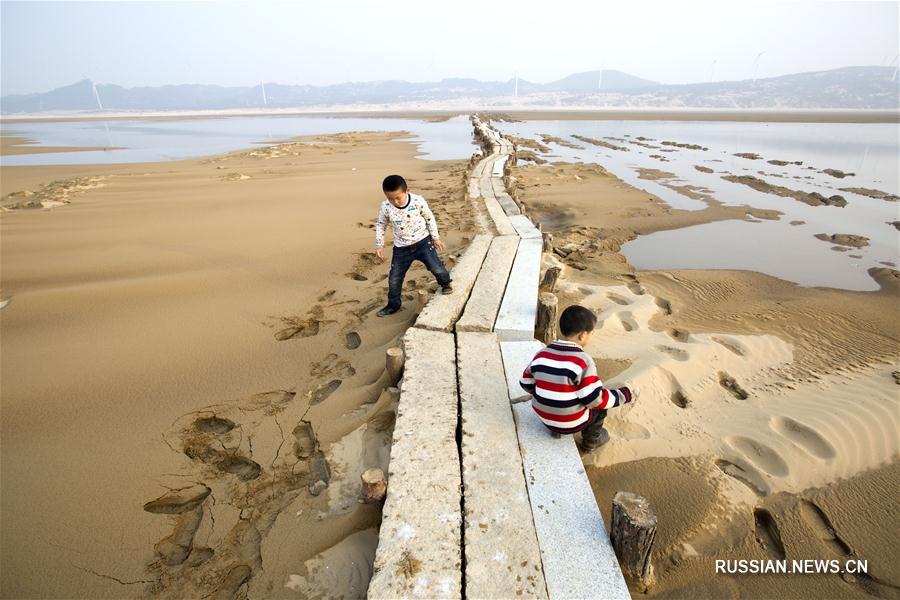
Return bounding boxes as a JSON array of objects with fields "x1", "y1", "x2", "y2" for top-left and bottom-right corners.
[
  {"x1": 542, "y1": 232, "x2": 553, "y2": 254},
  {"x1": 535, "y1": 293, "x2": 558, "y2": 344},
  {"x1": 539, "y1": 266, "x2": 562, "y2": 293},
  {"x1": 359, "y1": 468, "x2": 387, "y2": 503},
  {"x1": 386, "y1": 347, "x2": 405, "y2": 386},
  {"x1": 611, "y1": 491, "x2": 657, "y2": 592}
]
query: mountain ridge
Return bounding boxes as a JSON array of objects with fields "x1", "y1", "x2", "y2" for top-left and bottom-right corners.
[{"x1": 2, "y1": 66, "x2": 897, "y2": 113}]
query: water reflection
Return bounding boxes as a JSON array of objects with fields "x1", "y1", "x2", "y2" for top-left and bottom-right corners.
[
  {"x1": 0, "y1": 115, "x2": 479, "y2": 165},
  {"x1": 495, "y1": 119, "x2": 899, "y2": 291}
]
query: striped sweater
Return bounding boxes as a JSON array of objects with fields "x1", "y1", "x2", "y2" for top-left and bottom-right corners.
[{"x1": 519, "y1": 339, "x2": 634, "y2": 433}]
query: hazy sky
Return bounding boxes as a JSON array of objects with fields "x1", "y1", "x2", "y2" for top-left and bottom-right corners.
[{"x1": 2, "y1": 0, "x2": 898, "y2": 95}]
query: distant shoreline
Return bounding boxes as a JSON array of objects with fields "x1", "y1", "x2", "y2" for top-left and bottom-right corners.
[{"x1": 2, "y1": 106, "x2": 898, "y2": 125}]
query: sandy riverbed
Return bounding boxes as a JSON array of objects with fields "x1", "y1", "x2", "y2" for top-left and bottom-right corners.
[
  {"x1": 510, "y1": 159, "x2": 899, "y2": 599},
  {"x1": 0, "y1": 132, "x2": 477, "y2": 598}
]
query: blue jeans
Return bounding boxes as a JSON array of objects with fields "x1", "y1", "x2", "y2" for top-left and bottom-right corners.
[{"x1": 387, "y1": 235, "x2": 451, "y2": 309}]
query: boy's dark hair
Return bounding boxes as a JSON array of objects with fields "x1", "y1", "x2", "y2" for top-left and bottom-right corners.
[
  {"x1": 559, "y1": 305, "x2": 597, "y2": 336},
  {"x1": 382, "y1": 174, "x2": 408, "y2": 192}
]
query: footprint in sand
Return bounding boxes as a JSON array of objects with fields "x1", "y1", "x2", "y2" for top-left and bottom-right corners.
[
  {"x1": 154, "y1": 505, "x2": 206, "y2": 566},
  {"x1": 667, "y1": 328, "x2": 691, "y2": 342},
  {"x1": 798, "y1": 499, "x2": 851, "y2": 556},
  {"x1": 345, "y1": 331, "x2": 362, "y2": 350},
  {"x1": 655, "y1": 297, "x2": 673, "y2": 315},
  {"x1": 626, "y1": 282, "x2": 645, "y2": 295},
  {"x1": 292, "y1": 420, "x2": 317, "y2": 459},
  {"x1": 753, "y1": 507, "x2": 787, "y2": 559},
  {"x1": 143, "y1": 484, "x2": 212, "y2": 514},
  {"x1": 718, "y1": 371, "x2": 749, "y2": 399},
  {"x1": 659, "y1": 367, "x2": 690, "y2": 408},
  {"x1": 616, "y1": 420, "x2": 652, "y2": 440},
  {"x1": 725, "y1": 435, "x2": 790, "y2": 477},
  {"x1": 670, "y1": 389, "x2": 690, "y2": 408},
  {"x1": 617, "y1": 312, "x2": 638, "y2": 332},
  {"x1": 606, "y1": 292, "x2": 632, "y2": 306},
  {"x1": 193, "y1": 416, "x2": 236, "y2": 434},
  {"x1": 711, "y1": 336, "x2": 746, "y2": 356},
  {"x1": 796, "y1": 500, "x2": 887, "y2": 593},
  {"x1": 655, "y1": 345, "x2": 690, "y2": 361},
  {"x1": 183, "y1": 417, "x2": 263, "y2": 481},
  {"x1": 714, "y1": 458, "x2": 769, "y2": 496},
  {"x1": 769, "y1": 416, "x2": 836, "y2": 460},
  {"x1": 310, "y1": 379, "x2": 342, "y2": 405},
  {"x1": 275, "y1": 318, "x2": 321, "y2": 341}
]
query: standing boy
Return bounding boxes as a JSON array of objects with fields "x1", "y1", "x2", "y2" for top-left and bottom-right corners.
[
  {"x1": 520, "y1": 305, "x2": 639, "y2": 451},
  {"x1": 375, "y1": 175, "x2": 452, "y2": 317}
]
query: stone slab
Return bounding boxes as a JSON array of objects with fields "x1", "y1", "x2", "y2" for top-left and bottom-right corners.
[
  {"x1": 472, "y1": 157, "x2": 490, "y2": 178},
  {"x1": 480, "y1": 177, "x2": 496, "y2": 200},
  {"x1": 494, "y1": 238, "x2": 542, "y2": 341},
  {"x1": 491, "y1": 177, "x2": 507, "y2": 199},
  {"x1": 468, "y1": 178, "x2": 481, "y2": 199},
  {"x1": 492, "y1": 154, "x2": 509, "y2": 177},
  {"x1": 483, "y1": 195, "x2": 517, "y2": 236},
  {"x1": 500, "y1": 340, "x2": 544, "y2": 402},
  {"x1": 512, "y1": 403, "x2": 631, "y2": 600},
  {"x1": 509, "y1": 214, "x2": 542, "y2": 239},
  {"x1": 457, "y1": 332, "x2": 548, "y2": 599},
  {"x1": 369, "y1": 328, "x2": 462, "y2": 599},
  {"x1": 495, "y1": 193, "x2": 521, "y2": 216},
  {"x1": 415, "y1": 234, "x2": 492, "y2": 332},
  {"x1": 457, "y1": 236, "x2": 519, "y2": 332}
]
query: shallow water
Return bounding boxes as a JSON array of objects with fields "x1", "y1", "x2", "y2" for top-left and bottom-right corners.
[
  {"x1": 496, "y1": 120, "x2": 900, "y2": 291},
  {"x1": 0, "y1": 114, "x2": 479, "y2": 165}
]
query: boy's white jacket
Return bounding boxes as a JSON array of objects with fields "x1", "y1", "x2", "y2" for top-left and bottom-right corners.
[{"x1": 374, "y1": 192, "x2": 441, "y2": 249}]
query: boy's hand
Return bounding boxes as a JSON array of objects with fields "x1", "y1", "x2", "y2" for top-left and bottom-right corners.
[
  {"x1": 375, "y1": 247, "x2": 384, "y2": 260},
  {"x1": 434, "y1": 239, "x2": 446, "y2": 252},
  {"x1": 630, "y1": 384, "x2": 640, "y2": 400}
]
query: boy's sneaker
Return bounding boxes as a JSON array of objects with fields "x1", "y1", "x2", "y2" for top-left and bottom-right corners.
[
  {"x1": 580, "y1": 428, "x2": 610, "y2": 452},
  {"x1": 376, "y1": 306, "x2": 400, "y2": 317},
  {"x1": 441, "y1": 284, "x2": 453, "y2": 295}
]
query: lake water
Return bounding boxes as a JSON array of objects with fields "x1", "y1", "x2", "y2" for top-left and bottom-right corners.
[
  {"x1": 495, "y1": 120, "x2": 900, "y2": 291},
  {"x1": 0, "y1": 114, "x2": 480, "y2": 165},
  {"x1": 3, "y1": 115, "x2": 897, "y2": 290}
]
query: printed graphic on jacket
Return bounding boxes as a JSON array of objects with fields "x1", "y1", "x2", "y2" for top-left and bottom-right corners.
[{"x1": 374, "y1": 192, "x2": 441, "y2": 248}]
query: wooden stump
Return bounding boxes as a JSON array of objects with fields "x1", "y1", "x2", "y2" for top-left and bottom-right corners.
[
  {"x1": 535, "y1": 293, "x2": 558, "y2": 344},
  {"x1": 539, "y1": 266, "x2": 561, "y2": 293},
  {"x1": 611, "y1": 491, "x2": 657, "y2": 592},
  {"x1": 359, "y1": 468, "x2": 387, "y2": 504},
  {"x1": 542, "y1": 232, "x2": 553, "y2": 254},
  {"x1": 386, "y1": 347, "x2": 405, "y2": 386}
]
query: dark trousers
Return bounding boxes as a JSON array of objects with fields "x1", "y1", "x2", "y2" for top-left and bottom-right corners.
[
  {"x1": 386, "y1": 235, "x2": 451, "y2": 309},
  {"x1": 579, "y1": 408, "x2": 608, "y2": 445}
]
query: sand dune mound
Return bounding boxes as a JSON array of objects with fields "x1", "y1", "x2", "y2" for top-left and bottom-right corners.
[{"x1": 559, "y1": 278, "x2": 899, "y2": 506}]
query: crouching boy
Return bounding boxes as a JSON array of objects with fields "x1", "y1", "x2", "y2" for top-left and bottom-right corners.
[{"x1": 520, "y1": 305, "x2": 639, "y2": 451}]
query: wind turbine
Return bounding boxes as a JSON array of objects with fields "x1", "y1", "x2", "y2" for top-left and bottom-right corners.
[
  {"x1": 260, "y1": 77, "x2": 268, "y2": 106},
  {"x1": 90, "y1": 79, "x2": 104, "y2": 110},
  {"x1": 889, "y1": 53, "x2": 899, "y2": 82},
  {"x1": 708, "y1": 59, "x2": 717, "y2": 82},
  {"x1": 751, "y1": 51, "x2": 766, "y2": 83}
]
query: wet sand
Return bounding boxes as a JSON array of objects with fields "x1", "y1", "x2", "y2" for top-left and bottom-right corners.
[
  {"x1": 0, "y1": 132, "x2": 477, "y2": 598},
  {"x1": 510, "y1": 159, "x2": 899, "y2": 598}
]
